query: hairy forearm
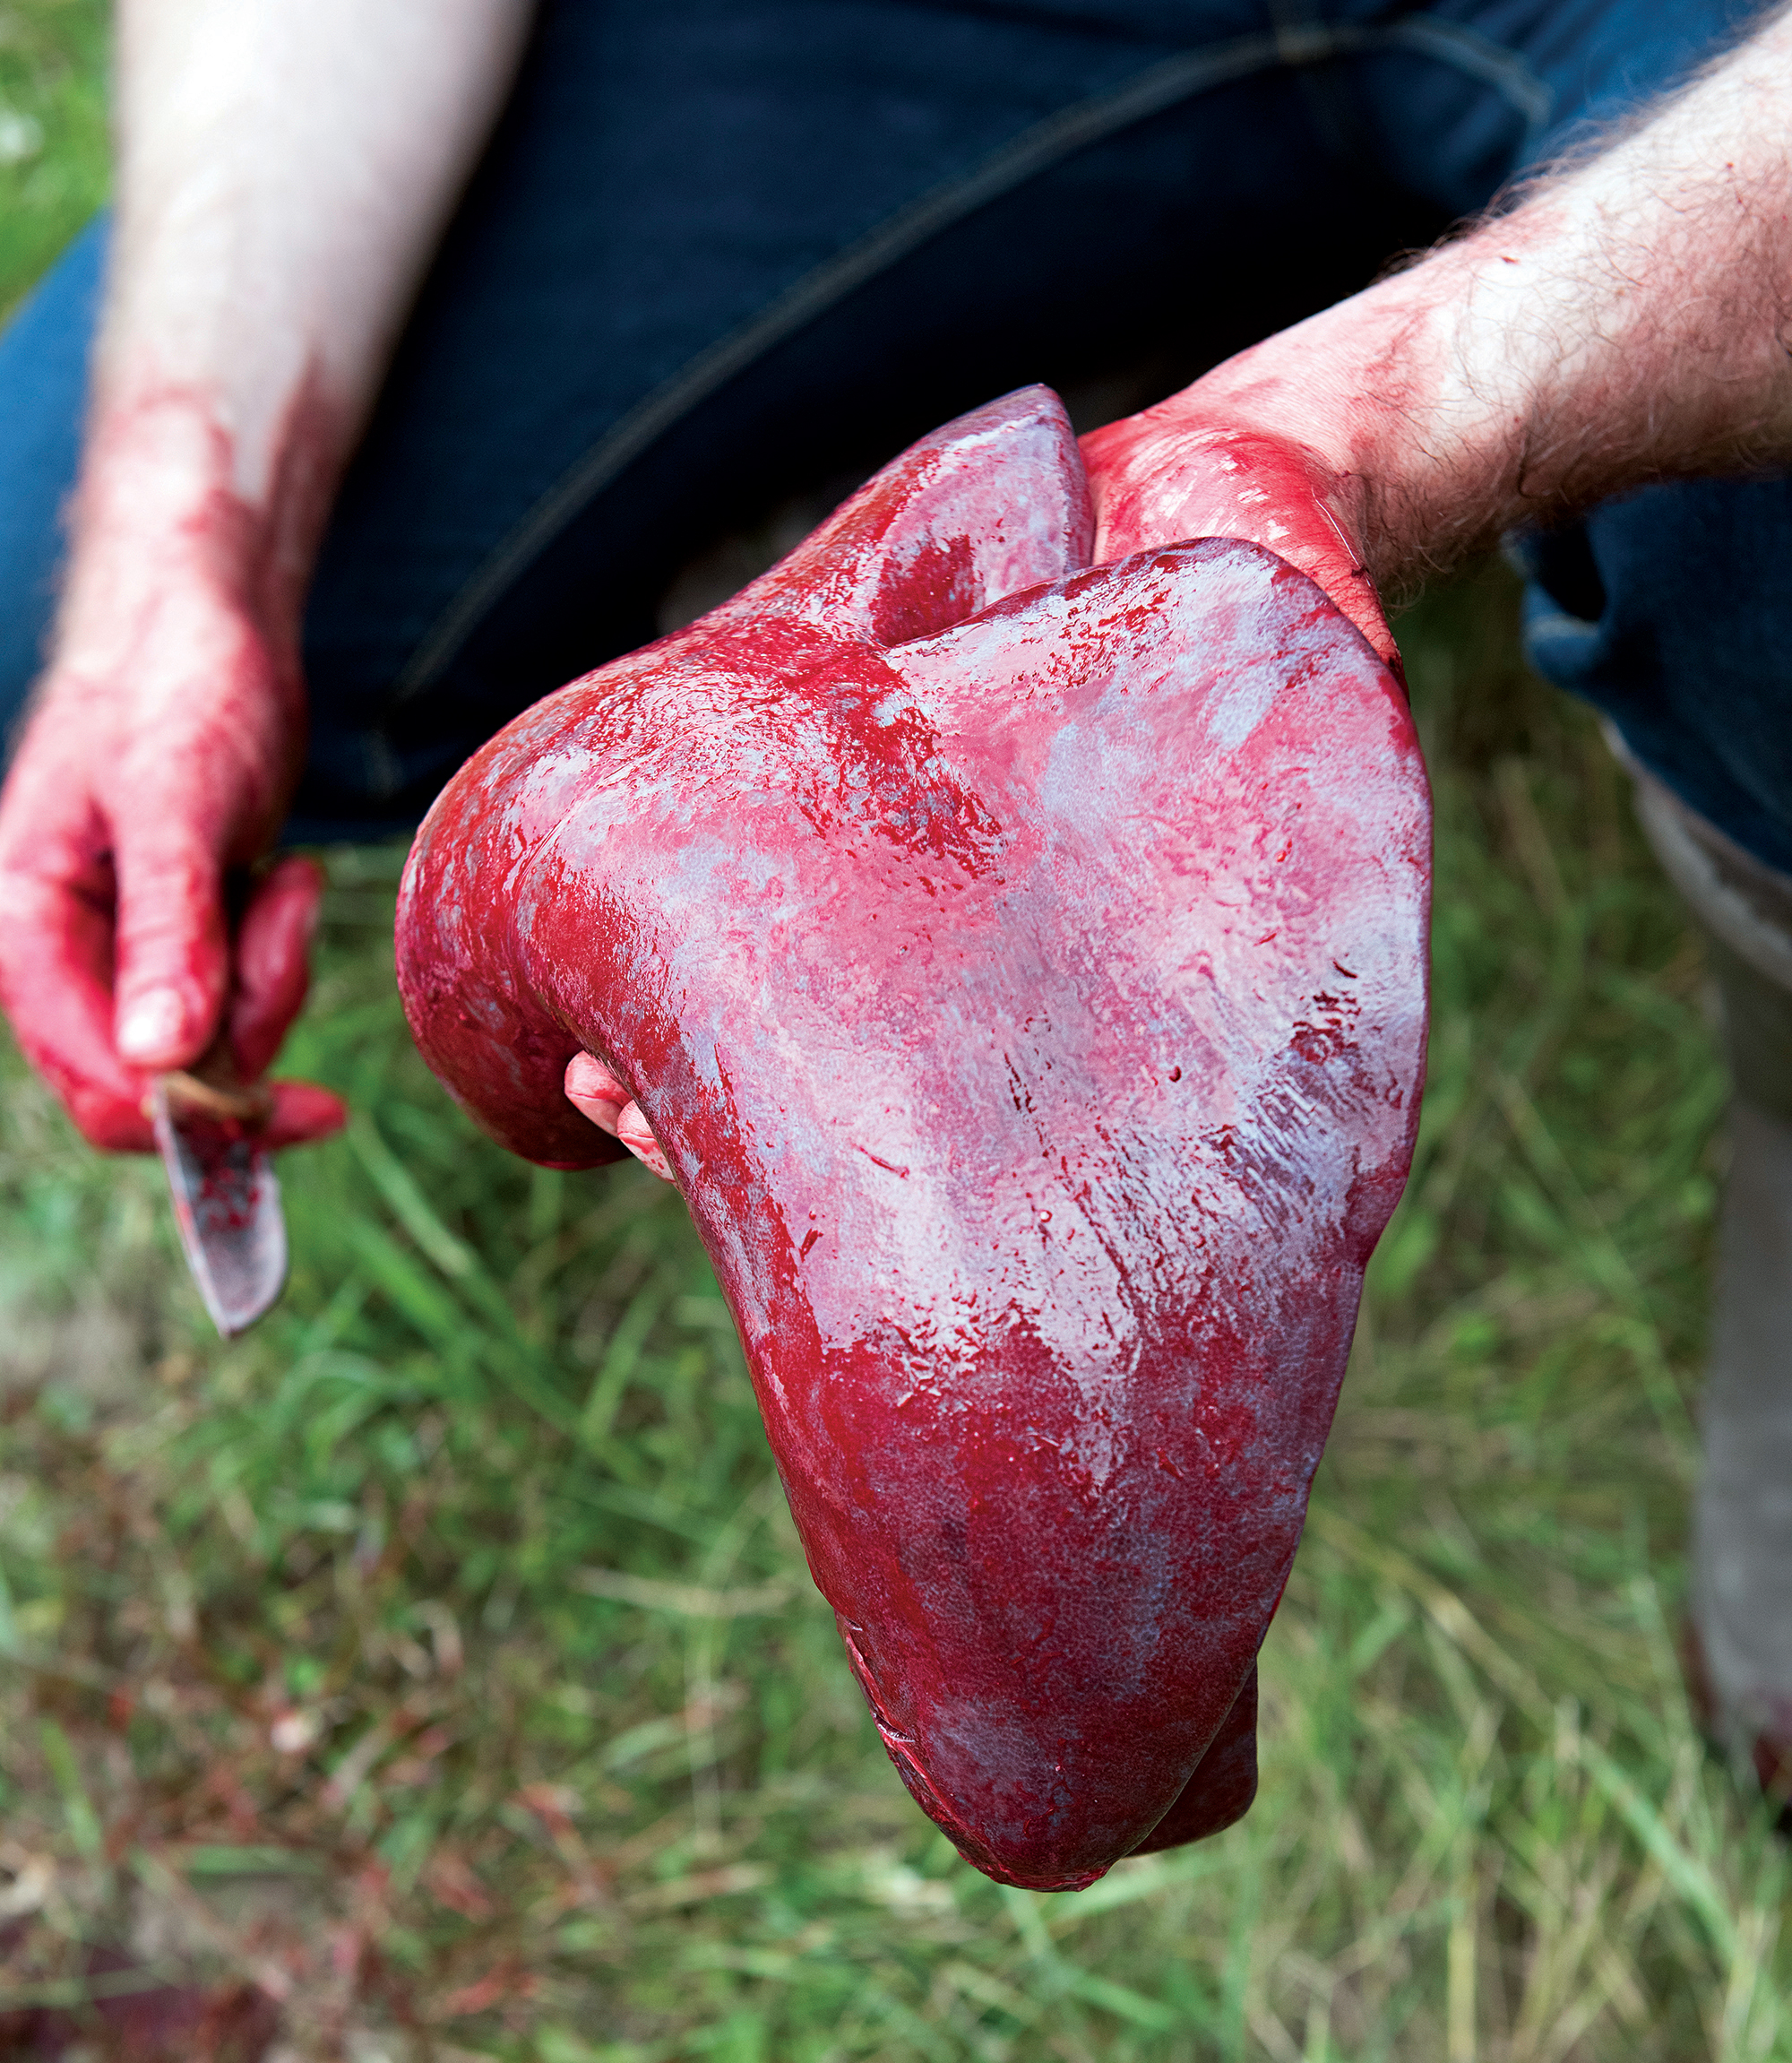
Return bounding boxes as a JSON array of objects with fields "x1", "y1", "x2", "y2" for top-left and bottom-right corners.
[
  {"x1": 1093, "y1": 3, "x2": 1792, "y2": 598},
  {"x1": 84, "y1": 0, "x2": 535, "y2": 621}
]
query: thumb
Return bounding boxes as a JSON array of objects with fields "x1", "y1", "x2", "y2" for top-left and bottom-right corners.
[{"x1": 110, "y1": 813, "x2": 230, "y2": 1072}]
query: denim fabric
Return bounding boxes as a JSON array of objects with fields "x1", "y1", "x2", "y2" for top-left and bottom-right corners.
[
  {"x1": 0, "y1": 0, "x2": 1779, "y2": 851},
  {"x1": 1519, "y1": 484, "x2": 1792, "y2": 877},
  {"x1": 0, "y1": 216, "x2": 103, "y2": 743}
]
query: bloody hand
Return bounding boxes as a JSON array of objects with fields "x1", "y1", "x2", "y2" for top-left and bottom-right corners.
[
  {"x1": 397, "y1": 388, "x2": 1429, "y2": 1888},
  {"x1": 0, "y1": 403, "x2": 345, "y2": 1152},
  {"x1": 1081, "y1": 400, "x2": 1398, "y2": 669}
]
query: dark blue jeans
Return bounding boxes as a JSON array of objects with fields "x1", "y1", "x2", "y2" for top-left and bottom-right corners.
[{"x1": 3, "y1": 0, "x2": 1785, "y2": 865}]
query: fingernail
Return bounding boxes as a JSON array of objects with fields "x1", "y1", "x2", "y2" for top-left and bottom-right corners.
[
  {"x1": 565, "y1": 1051, "x2": 627, "y2": 1100},
  {"x1": 567, "y1": 1090, "x2": 624, "y2": 1136},
  {"x1": 565, "y1": 1052, "x2": 633, "y2": 1134},
  {"x1": 617, "y1": 1102, "x2": 674, "y2": 1182},
  {"x1": 116, "y1": 988, "x2": 189, "y2": 1064}
]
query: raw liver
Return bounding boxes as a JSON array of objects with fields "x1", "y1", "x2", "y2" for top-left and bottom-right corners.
[{"x1": 396, "y1": 387, "x2": 1429, "y2": 1889}]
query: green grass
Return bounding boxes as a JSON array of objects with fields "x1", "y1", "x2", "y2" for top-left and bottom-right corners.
[
  {"x1": 0, "y1": 0, "x2": 108, "y2": 326},
  {"x1": 6, "y1": 574, "x2": 1777, "y2": 2063},
  {"x1": 4, "y1": 15, "x2": 1790, "y2": 2060}
]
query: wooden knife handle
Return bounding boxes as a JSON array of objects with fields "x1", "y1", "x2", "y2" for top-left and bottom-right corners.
[{"x1": 157, "y1": 1039, "x2": 275, "y2": 1126}]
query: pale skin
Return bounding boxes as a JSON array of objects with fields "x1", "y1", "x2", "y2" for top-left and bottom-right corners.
[
  {"x1": 0, "y1": 0, "x2": 536, "y2": 1150},
  {"x1": 2, "y1": 0, "x2": 1791, "y2": 1166}
]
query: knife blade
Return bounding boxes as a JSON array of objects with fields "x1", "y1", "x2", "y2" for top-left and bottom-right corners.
[{"x1": 149, "y1": 1057, "x2": 288, "y2": 1338}]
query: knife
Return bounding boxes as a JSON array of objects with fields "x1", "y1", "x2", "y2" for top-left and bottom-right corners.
[{"x1": 148, "y1": 1045, "x2": 288, "y2": 1338}]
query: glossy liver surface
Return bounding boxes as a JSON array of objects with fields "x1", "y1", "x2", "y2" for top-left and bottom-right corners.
[{"x1": 397, "y1": 388, "x2": 1430, "y2": 1889}]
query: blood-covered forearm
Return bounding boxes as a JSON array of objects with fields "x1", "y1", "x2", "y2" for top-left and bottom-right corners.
[
  {"x1": 99, "y1": 0, "x2": 536, "y2": 582},
  {"x1": 0, "y1": 0, "x2": 536, "y2": 1146},
  {"x1": 1089, "y1": 3, "x2": 1792, "y2": 603}
]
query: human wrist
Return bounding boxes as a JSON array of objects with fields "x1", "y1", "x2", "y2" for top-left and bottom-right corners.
[
  {"x1": 1081, "y1": 311, "x2": 1425, "y2": 666},
  {"x1": 1100, "y1": 250, "x2": 1514, "y2": 600},
  {"x1": 59, "y1": 381, "x2": 338, "y2": 674}
]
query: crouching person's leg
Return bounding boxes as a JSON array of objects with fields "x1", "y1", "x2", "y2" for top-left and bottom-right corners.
[
  {"x1": 1633, "y1": 770, "x2": 1792, "y2": 1815},
  {"x1": 1517, "y1": 476, "x2": 1792, "y2": 1821}
]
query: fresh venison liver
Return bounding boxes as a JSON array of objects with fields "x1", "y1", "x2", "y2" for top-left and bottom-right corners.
[{"x1": 396, "y1": 387, "x2": 1430, "y2": 1889}]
